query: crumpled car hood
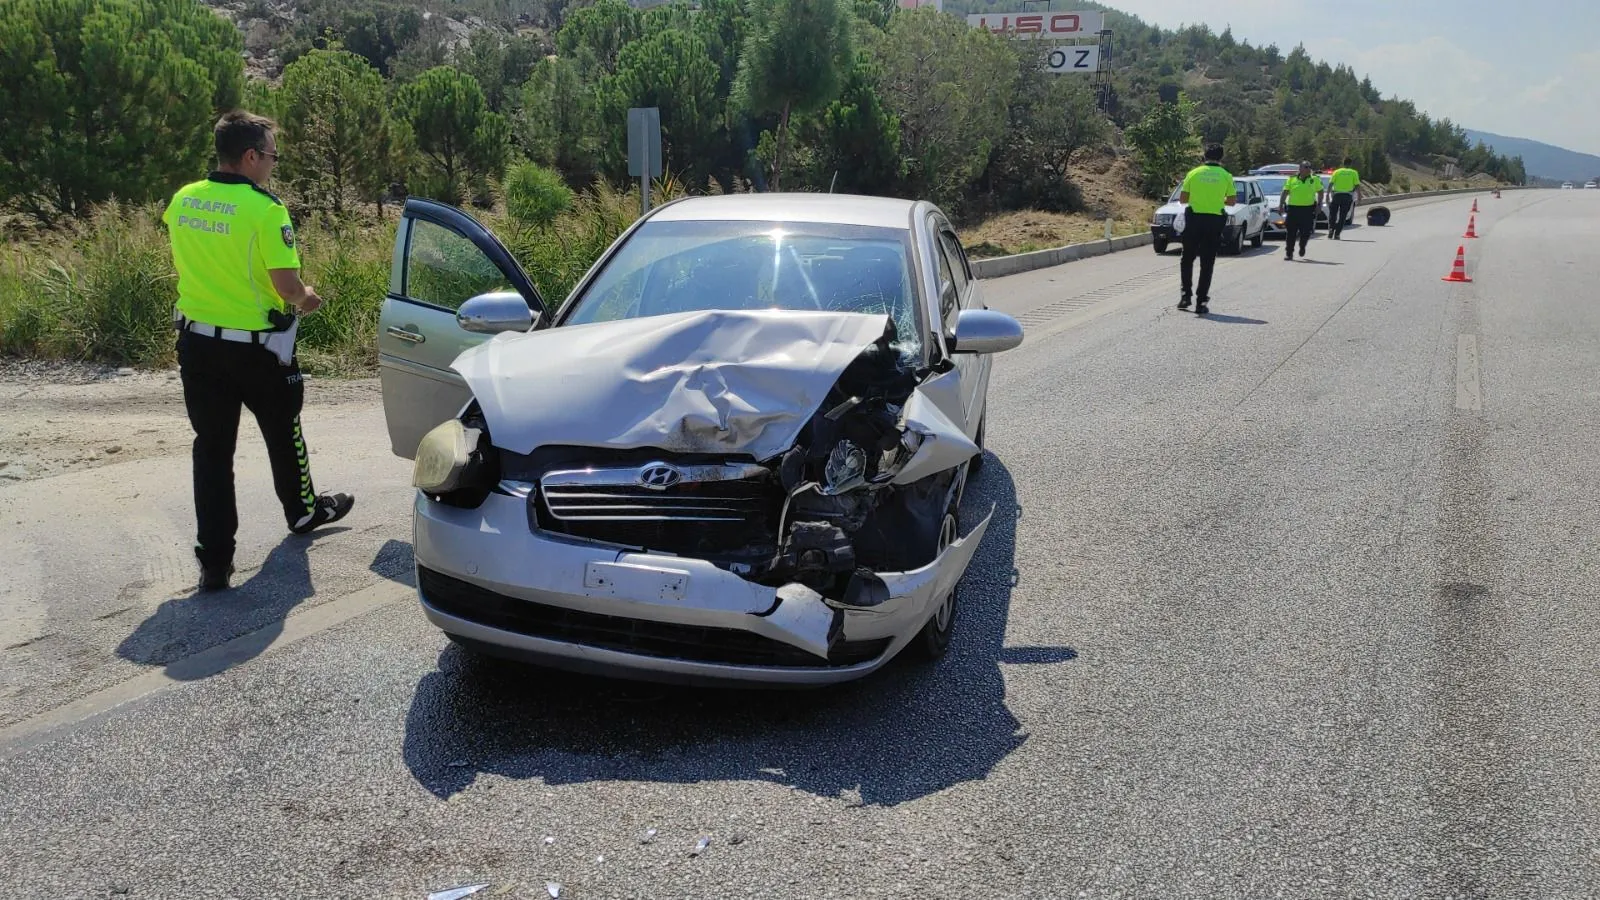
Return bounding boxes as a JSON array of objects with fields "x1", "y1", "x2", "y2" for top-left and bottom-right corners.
[{"x1": 451, "y1": 309, "x2": 895, "y2": 461}]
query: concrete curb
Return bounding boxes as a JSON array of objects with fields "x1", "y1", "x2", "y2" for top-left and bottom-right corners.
[
  {"x1": 972, "y1": 185, "x2": 1529, "y2": 280},
  {"x1": 971, "y1": 232, "x2": 1153, "y2": 279}
]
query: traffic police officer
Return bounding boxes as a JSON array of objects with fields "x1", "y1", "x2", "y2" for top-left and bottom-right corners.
[
  {"x1": 1177, "y1": 143, "x2": 1237, "y2": 315},
  {"x1": 1328, "y1": 157, "x2": 1361, "y2": 239},
  {"x1": 163, "y1": 111, "x2": 354, "y2": 591},
  {"x1": 1280, "y1": 161, "x2": 1323, "y2": 259}
]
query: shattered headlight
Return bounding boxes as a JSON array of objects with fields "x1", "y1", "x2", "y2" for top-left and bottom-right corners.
[
  {"x1": 413, "y1": 418, "x2": 482, "y2": 494},
  {"x1": 822, "y1": 440, "x2": 868, "y2": 495}
]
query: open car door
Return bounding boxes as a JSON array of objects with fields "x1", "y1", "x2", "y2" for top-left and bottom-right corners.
[{"x1": 378, "y1": 198, "x2": 547, "y2": 459}]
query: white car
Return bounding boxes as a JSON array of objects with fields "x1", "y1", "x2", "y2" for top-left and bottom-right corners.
[
  {"x1": 376, "y1": 193, "x2": 1025, "y2": 686},
  {"x1": 1562, "y1": 182, "x2": 1574, "y2": 189},
  {"x1": 1148, "y1": 177, "x2": 1270, "y2": 255},
  {"x1": 1586, "y1": 181, "x2": 1597, "y2": 189}
]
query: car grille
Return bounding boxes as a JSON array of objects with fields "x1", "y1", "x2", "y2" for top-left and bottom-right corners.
[
  {"x1": 419, "y1": 567, "x2": 890, "y2": 669},
  {"x1": 534, "y1": 461, "x2": 779, "y2": 555}
]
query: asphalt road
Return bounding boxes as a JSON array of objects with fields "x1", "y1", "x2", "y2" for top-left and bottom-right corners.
[{"x1": 3, "y1": 189, "x2": 1597, "y2": 899}]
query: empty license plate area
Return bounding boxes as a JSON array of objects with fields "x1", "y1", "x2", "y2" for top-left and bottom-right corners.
[{"x1": 582, "y1": 561, "x2": 690, "y2": 602}]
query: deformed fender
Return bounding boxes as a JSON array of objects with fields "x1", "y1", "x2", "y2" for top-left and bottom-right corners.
[
  {"x1": 892, "y1": 370, "x2": 980, "y2": 485},
  {"x1": 833, "y1": 504, "x2": 995, "y2": 641}
]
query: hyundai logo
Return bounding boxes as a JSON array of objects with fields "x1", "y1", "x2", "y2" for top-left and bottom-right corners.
[{"x1": 637, "y1": 463, "x2": 683, "y2": 490}]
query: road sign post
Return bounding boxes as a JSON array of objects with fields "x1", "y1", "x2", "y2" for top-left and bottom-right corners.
[{"x1": 627, "y1": 107, "x2": 662, "y2": 217}]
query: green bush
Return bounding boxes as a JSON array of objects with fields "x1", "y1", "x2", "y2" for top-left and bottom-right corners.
[
  {"x1": 504, "y1": 161, "x2": 575, "y2": 227},
  {"x1": 295, "y1": 221, "x2": 394, "y2": 376},
  {"x1": 0, "y1": 203, "x2": 181, "y2": 367}
]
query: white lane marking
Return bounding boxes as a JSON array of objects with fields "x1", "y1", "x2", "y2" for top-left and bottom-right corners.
[
  {"x1": 0, "y1": 579, "x2": 413, "y2": 760},
  {"x1": 1456, "y1": 334, "x2": 1482, "y2": 413}
]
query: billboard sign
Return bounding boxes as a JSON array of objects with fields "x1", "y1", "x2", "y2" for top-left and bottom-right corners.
[
  {"x1": 967, "y1": 10, "x2": 1103, "y2": 39},
  {"x1": 1044, "y1": 44, "x2": 1100, "y2": 73}
]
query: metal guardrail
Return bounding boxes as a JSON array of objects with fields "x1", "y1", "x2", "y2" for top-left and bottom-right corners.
[{"x1": 972, "y1": 185, "x2": 1531, "y2": 280}]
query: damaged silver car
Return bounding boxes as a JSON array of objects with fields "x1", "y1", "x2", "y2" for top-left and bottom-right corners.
[{"x1": 377, "y1": 193, "x2": 1024, "y2": 685}]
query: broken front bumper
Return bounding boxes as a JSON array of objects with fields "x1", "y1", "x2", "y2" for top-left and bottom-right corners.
[{"x1": 411, "y1": 490, "x2": 992, "y2": 686}]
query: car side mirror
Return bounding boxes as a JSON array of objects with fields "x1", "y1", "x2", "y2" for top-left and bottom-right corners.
[
  {"x1": 950, "y1": 309, "x2": 1024, "y2": 355},
  {"x1": 456, "y1": 291, "x2": 538, "y2": 334}
]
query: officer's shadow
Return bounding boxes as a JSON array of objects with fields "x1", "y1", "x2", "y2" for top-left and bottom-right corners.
[{"x1": 115, "y1": 529, "x2": 346, "y2": 681}]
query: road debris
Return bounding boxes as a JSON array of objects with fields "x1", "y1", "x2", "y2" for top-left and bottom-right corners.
[
  {"x1": 427, "y1": 884, "x2": 489, "y2": 900},
  {"x1": 691, "y1": 836, "x2": 711, "y2": 856},
  {"x1": 544, "y1": 836, "x2": 556, "y2": 845},
  {"x1": 639, "y1": 828, "x2": 657, "y2": 844},
  {"x1": 545, "y1": 883, "x2": 562, "y2": 898}
]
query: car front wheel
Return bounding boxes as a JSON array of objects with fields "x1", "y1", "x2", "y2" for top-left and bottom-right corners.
[
  {"x1": 912, "y1": 509, "x2": 961, "y2": 660},
  {"x1": 1153, "y1": 239, "x2": 1169, "y2": 254}
]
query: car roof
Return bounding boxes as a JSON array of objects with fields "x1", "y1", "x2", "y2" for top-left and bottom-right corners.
[{"x1": 646, "y1": 193, "x2": 919, "y2": 230}]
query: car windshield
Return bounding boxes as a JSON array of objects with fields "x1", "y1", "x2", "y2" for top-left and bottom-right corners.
[
  {"x1": 1256, "y1": 176, "x2": 1289, "y2": 196},
  {"x1": 561, "y1": 220, "x2": 922, "y2": 358}
]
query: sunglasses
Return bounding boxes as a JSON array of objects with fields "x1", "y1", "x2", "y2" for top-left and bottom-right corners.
[{"x1": 254, "y1": 148, "x2": 281, "y2": 162}]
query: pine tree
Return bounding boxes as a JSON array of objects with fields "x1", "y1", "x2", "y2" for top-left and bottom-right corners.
[
  {"x1": 0, "y1": 0, "x2": 243, "y2": 224},
  {"x1": 733, "y1": 0, "x2": 853, "y2": 190}
]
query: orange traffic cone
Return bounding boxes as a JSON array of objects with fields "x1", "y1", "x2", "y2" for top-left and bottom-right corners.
[
  {"x1": 1441, "y1": 245, "x2": 1472, "y2": 283},
  {"x1": 1463, "y1": 214, "x2": 1479, "y2": 238},
  {"x1": 1471, "y1": 198, "x2": 1479, "y2": 213}
]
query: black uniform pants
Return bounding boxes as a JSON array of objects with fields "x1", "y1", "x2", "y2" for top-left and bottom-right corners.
[
  {"x1": 1180, "y1": 210, "x2": 1226, "y2": 300},
  {"x1": 1285, "y1": 205, "x2": 1316, "y2": 255},
  {"x1": 178, "y1": 330, "x2": 317, "y2": 568},
  {"x1": 1329, "y1": 192, "x2": 1354, "y2": 236}
]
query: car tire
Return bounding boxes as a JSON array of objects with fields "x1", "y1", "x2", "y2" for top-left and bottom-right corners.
[
  {"x1": 1153, "y1": 239, "x2": 1168, "y2": 254},
  {"x1": 1233, "y1": 225, "x2": 1246, "y2": 254},
  {"x1": 1250, "y1": 225, "x2": 1264, "y2": 248},
  {"x1": 912, "y1": 508, "x2": 961, "y2": 661}
]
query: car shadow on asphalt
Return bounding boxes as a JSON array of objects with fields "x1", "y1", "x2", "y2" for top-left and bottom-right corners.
[
  {"x1": 400, "y1": 456, "x2": 1069, "y2": 806},
  {"x1": 114, "y1": 529, "x2": 346, "y2": 681}
]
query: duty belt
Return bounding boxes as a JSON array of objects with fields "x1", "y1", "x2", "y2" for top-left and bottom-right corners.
[{"x1": 174, "y1": 314, "x2": 269, "y2": 345}]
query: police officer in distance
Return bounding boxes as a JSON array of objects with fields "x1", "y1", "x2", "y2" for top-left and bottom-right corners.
[
  {"x1": 163, "y1": 111, "x2": 354, "y2": 591},
  {"x1": 1176, "y1": 143, "x2": 1237, "y2": 316},
  {"x1": 1280, "y1": 161, "x2": 1323, "y2": 260},
  {"x1": 1327, "y1": 157, "x2": 1361, "y2": 239}
]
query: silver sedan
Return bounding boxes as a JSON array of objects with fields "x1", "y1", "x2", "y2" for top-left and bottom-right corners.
[{"x1": 376, "y1": 193, "x2": 1024, "y2": 686}]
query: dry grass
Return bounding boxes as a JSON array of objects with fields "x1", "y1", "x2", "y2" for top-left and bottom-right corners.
[{"x1": 961, "y1": 154, "x2": 1156, "y2": 258}]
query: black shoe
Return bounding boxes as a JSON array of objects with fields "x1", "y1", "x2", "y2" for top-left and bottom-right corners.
[
  {"x1": 1195, "y1": 302, "x2": 1209, "y2": 315},
  {"x1": 1285, "y1": 252, "x2": 1294, "y2": 260},
  {"x1": 198, "y1": 562, "x2": 234, "y2": 592},
  {"x1": 1177, "y1": 295, "x2": 1192, "y2": 310},
  {"x1": 291, "y1": 492, "x2": 355, "y2": 535}
]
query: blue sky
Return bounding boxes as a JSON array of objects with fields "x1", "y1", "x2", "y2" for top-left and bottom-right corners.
[{"x1": 1102, "y1": 0, "x2": 1600, "y2": 155}]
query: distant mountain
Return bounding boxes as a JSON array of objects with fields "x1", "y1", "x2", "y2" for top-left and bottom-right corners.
[{"x1": 1462, "y1": 130, "x2": 1600, "y2": 183}]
